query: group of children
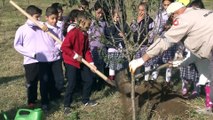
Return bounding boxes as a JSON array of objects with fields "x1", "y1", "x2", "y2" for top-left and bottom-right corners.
[
  {"x1": 14, "y1": 0, "x2": 212, "y2": 115},
  {"x1": 14, "y1": 4, "x2": 64, "y2": 111},
  {"x1": 14, "y1": 0, "x2": 97, "y2": 114}
]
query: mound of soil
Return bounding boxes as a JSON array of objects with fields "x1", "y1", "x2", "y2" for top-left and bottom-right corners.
[
  {"x1": 155, "y1": 98, "x2": 189, "y2": 118},
  {"x1": 115, "y1": 69, "x2": 189, "y2": 119}
]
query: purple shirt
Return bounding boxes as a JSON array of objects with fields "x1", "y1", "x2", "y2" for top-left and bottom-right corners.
[
  {"x1": 14, "y1": 20, "x2": 41, "y2": 64},
  {"x1": 88, "y1": 20, "x2": 106, "y2": 50},
  {"x1": 154, "y1": 10, "x2": 169, "y2": 35},
  {"x1": 37, "y1": 22, "x2": 63, "y2": 62},
  {"x1": 57, "y1": 16, "x2": 67, "y2": 31},
  {"x1": 14, "y1": 20, "x2": 63, "y2": 64}
]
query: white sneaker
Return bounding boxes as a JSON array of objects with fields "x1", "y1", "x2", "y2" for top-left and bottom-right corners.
[
  {"x1": 196, "y1": 108, "x2": 213, "y2": 115},
  {"x1": 84, "y1": 100, "x2": 98, "y2": 107}
]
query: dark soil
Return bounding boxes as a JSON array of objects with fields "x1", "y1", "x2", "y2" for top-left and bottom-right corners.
[{"x1": 115, "y1": 69, "x2": 189, "y2": 120}]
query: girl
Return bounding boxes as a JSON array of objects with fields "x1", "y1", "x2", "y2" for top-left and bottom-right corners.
[
  {"x1": 104, "y1": 8, "x2": 129, "y2": 80},
  {"x1": 154, "y1": 0, "x2": 176, "y2": 84},
  {"x1": 130, "y1": 2, "x2": 159, "y2": 82},
  {"x1": 63, "y1": 9, "x2": 80, "y2": 36}
]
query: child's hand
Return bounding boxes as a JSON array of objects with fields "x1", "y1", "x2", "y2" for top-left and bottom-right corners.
[
  {"x1": 73, "y1": 53, "x2": 82, "y2": 62},
  {"x1": 118, "y1": 32, "x2": 124, "y2": 37},
  {"x1": 41, "y1": 25, "x2": 48, "y2": 32},
  {"x1": 76, "y1": 56, "x2": 82, "y2": 62}
]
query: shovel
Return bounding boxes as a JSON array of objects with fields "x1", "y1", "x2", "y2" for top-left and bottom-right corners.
[{"x1": 135, "y1": 63, "x2": 171, "y2": 79}]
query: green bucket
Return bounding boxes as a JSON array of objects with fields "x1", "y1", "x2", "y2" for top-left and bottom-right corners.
[{"x1": 14, "y1": 108, "x2": 43, "y2": 120}]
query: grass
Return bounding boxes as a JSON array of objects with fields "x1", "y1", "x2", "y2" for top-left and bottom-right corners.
[{"x1": 0, "y1": 0, "x2": 213, "y2": 120}]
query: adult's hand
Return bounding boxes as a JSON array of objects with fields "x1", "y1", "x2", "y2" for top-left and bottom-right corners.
[{"x1": 129, "y1": 58, "x2": 144, "y2": 74}]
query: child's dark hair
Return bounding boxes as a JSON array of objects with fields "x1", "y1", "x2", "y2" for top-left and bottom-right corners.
[
  {"x1": 138, "y1": 2, "x2": 148, "y2": 12},
  {"x1": 94, "y1": 1, "x2": 102, "y2": 11},
  {"x1": 162, "y1": 0, "x2": 174, "y2": 3},
  {"x1": 46, "y1": 6, "x2": 59, "y2": 16},
  {"x1": 51, "y1": 3, "x2": 63, "y2": 11},
  {"x1": 111, "y1": 7, "x2": 127, "y2": 22},
  {"x1": 80, "y1": 0, "x2": 89, "y2": 6},
  {"x1": 77, "y1": 10, "x2": 91, "y2": 21},
  {"x1": 69, "y1": 9, "x2": 81, "y2": 22},
  {"x1": 26, "y1": 5, "x2": 42, "y2": 16},
  {"x1": 63, "y1": 9, "x2": 81, "y2": 36},
  {"x1": 189, "y1": 0, "x2": 205, "y2": 9}
]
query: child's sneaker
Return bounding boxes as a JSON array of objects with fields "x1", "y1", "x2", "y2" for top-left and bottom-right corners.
[
  {"x1": 206, "y1": 106, "x2": 212, "y2": 112},
  {"x1": 64, "y1": 107, "x2": 71, "y2": 115},
  {"x1": 196, "y1": 108, "x2": 213, "y2": 115},
  {"x1": 84, "y1": 100, "x2": 98, "y2": 107}
]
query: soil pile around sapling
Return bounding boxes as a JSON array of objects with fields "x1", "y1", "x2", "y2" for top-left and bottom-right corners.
[{"x1": 115, "y1": 69, "x2": 189, "y2": 119}]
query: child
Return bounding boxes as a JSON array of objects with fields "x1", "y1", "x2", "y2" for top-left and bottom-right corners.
[
  {"x1": 130, "y1": 2, "x2": 159, "y2": 82},
  {"x1": 63, "y1": 9, "x2": 80, "y2": 36},
  {"x1": 188, "y1": 0, "x2": 205, "y2": 8},
  {"x1": 154, "y1": 0, "x2": 174, "y2": 35},
  {"x1": 88, "y1": 2, "x2": 107, "y2": 90},
  {"x1": 61, "y1": 11, "x2": 98, "y2": 115},
  {"x1": 176, "y1": 47, "x2": 199, "y2": 96},
  {"x1": 63, "y1": 9, "x2": 82, "y2": 93},
  {"x1": 51, "y1": 3, "x2": 66, "y2": 31},
  {"x1": 104, "y1": 8, "x2": 129, "y2": 80},
  {"x1": 78, "y1": 0, "x2": 90, "y2": 11},
  {"x1": 13, "y1": 5, "x2": 49, "y2": 111},
  {"x1": 43, "y1": 6, "x2": 64, "y2": 102},
  {"x1": 153, "y1": 0, "x2": 174, "y2": 83}
]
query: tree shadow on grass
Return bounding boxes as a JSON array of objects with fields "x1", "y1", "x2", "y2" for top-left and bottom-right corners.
[{"x1": 0, "y1": 74, "x2": 24, "y2": 85}]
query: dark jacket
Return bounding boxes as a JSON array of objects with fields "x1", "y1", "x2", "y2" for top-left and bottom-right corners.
[
  {"x1": 130, "y1": 15, "x2": 154, "y2": 45},
  {"x1": 104, "y1": 22, "x2": 129, "y2": 49}
]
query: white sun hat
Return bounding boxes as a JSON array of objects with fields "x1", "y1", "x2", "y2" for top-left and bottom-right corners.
[{"x1": 166, "y1": 2, "x2": 185, "y2": 14}]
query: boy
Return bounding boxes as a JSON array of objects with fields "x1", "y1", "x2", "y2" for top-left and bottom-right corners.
[
  {"x1": 14, "y1": 5, "x2": 48, "y2": 109},
  {"x1": 51, "y1": 3, "x2": 66, "y2": 32},
  {"x1": 78, "y1": 0, "x2": 90, "y2": 11},
  {"x1": 42, "y1": 6, "x2": 64, "y2": 103},
  {"x1": 61, "y1": 11, "x2": 97, "y2": 115},
  {"x1": 89, "y1": 2, "x2": 107, "y2": 90}
]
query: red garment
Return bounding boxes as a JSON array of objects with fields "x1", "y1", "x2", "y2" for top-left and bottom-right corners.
[{"x1": 61, "y1": 28, "x2": 93, "y2": 68}]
